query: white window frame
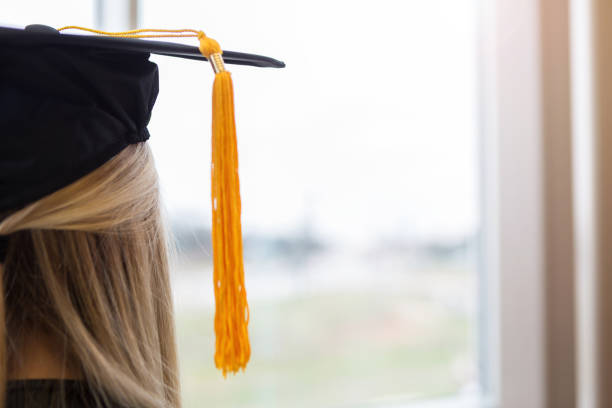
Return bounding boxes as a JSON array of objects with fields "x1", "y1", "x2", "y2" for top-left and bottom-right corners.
[
  {"x1": 95, "y1": 0, "x2": 139, "y2": 30},
  {"x1": 479, "y1": 0, "x2": 546, "y2": 404},
  {"x1": 480, "y1": 0, "x2": 575, "y2": 407}
]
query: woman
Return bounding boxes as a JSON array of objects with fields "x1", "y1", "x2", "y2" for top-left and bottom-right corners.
[
  {"x1": 0, "y1": 143, "x2": 180, "y2": 408},
  {"x1": 0, "y1": 23, "x2": 282, "y2": 407}
]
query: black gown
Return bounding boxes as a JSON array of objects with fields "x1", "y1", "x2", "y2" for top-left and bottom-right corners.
[{"x1": 6, "y1": 379, "x2": 124, "y2": 408}]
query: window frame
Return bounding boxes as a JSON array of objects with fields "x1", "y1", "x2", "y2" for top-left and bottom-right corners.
[{"x1": 479, "y1": 0, "x2": 575, "y2": 407}]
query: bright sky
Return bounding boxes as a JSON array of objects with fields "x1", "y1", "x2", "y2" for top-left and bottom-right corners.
[{"x1": 3, "y1": 0, "x2": 479, "y2": 247}]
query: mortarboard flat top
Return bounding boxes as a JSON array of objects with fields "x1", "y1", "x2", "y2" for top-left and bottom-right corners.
[{"x1": 0, "y1": 25, "x2": 286, "y2": 68}]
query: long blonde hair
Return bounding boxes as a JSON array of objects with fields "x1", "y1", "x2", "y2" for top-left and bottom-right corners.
[{"x1": 0, "y1": 143, "x2": 180, "y2": 408}]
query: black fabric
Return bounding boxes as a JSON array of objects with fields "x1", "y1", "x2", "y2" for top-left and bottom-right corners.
[
  {"x1": 0, "y1": 235, "x2": 9, "y2": 262},
  {"x1": 6, "y1": 379, "x2": 125, "y2": 408},
  {"x1": 0, "y1": 25, "x2": 284, "y2": 215},
  {"x1": 0, "y1": 41, "x2": 159, "y2": 213}
]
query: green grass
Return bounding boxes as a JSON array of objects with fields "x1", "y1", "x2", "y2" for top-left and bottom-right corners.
[{"x1": 175, "y1": 276, "x2": 475, "y2": 408}]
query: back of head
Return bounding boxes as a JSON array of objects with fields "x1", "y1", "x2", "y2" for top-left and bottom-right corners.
[{"x1": 0, "y1": 143, "x2": 180, "y2": 408}]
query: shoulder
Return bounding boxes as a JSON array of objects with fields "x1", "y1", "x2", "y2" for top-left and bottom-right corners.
[{"x1": 6, "y1": 379, "x2": 124, "y2": 408}]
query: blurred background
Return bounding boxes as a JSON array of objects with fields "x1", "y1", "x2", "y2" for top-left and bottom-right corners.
[
  {"x1": 6, "y1": 0, "x2": 612, "y2": 407},
  {"x1": 149, "y1": 0, "x2": 482, "y2": 406},
  {"x1": 3, "y1": 1, "x2": 481, "y2": 406},
  {"x1": 147, "y1": 1, "x2": 481, "y2": 406}
]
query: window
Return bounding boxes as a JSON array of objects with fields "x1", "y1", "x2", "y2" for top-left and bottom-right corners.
[{"x1": 142, "y1": 0, "x2": 484, "y2": 406}]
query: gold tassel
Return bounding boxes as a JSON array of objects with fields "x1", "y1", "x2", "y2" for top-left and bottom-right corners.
[{"x1": 199, "y1": 34, "x2": 251, "y2": 376}]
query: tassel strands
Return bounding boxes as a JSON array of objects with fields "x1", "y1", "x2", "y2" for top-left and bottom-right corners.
[
  {"x1": 210, "y1": 71, "x2": 251, "y2": 375},
  {"x1": 206, "y1": 62, "x2": 251, "y2": 375},
  {"x1": 199, "y1": 33, "x2": 251, "y2": 376}
]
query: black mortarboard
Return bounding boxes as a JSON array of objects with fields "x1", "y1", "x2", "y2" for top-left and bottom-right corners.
[{"x1": 0, "y1": 24, "x2": 285, "y2": 375}]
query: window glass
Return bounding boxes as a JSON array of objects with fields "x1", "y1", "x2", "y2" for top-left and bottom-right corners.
[{"x1": 150, "y1": 0, "x2": 481, "y2": 406}]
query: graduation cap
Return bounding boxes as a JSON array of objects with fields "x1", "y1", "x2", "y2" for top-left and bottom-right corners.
[{"x1": 0, "y1": 24, "x2": 285, "y2": 376}]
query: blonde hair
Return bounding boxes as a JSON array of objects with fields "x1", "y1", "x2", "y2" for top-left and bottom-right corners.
[{"x1": 0, "y1": 143, "x2": 180, "y2": 408}]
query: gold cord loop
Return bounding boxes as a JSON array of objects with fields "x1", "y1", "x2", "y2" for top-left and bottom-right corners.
[{"x1": 57, "y1": 26, "x2": 226, "y2": 73}]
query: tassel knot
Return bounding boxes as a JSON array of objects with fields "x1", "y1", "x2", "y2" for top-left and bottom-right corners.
[{"x1": 198, "y1": 32, "x2": 222, "y2": 58}]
